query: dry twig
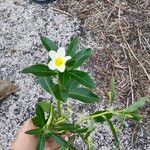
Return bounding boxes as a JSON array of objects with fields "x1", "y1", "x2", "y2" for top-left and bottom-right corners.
[{"x1": 118, "y1": 8, "x2": 150, "y2": 81}]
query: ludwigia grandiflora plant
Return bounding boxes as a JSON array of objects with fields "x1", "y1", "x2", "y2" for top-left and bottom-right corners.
[{"x1": 21, "y1": 35, "x2": 149, "y2": 150}]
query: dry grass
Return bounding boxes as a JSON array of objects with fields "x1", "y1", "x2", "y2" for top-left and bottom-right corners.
[{"x1": 54, "y1": 0, "x2": 150, "y2": 122}]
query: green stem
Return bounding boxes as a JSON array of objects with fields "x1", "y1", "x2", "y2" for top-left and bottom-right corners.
[
  {"x1": 77, "y1": 111, "x2": 115, "y2": 124},
  {"x1": 53, "y1": 117, "x2": 66, "y2": 125},
  {"x1": 45, "y1": 106, "x2": 53, "y2": 128},
  {"x1": 57, "y1": 100, "x2": 62, "y2": 117},
  {"x1": 57, "y1": 73, "x2": 62, "y2": 117}
]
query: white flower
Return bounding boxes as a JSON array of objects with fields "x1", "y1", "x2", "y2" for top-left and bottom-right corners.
[{"x1": 48, "y1": 47, "x2": 71, "y2": 73}]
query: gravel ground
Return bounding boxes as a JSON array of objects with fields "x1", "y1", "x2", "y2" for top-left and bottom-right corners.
[
  {"x1": 0, "y1": 0, "x2": 149, "y2": 150},
  {"x1": 0, "y1": 0, "x2": 79, "y2": 149}
]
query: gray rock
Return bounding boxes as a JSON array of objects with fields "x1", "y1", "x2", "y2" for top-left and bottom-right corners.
[{"x1": 0, "y1": 80, "x2": 18, "y2": 100}]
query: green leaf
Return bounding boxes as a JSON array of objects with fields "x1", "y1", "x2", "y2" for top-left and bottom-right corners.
[
  {"x1": 92, "y1": 110, "x2": 113, "y2": 123},
  {"x1": 38, "y1": 77, "x2": 55, "y2": 96},
  {"x1": 59, "y1": 71, "x2": 70, "y2": 88},
  {"x1": 124, "y1": 97, "x2": 149, "y2": 113},
  {"x1": 66, "y1": 37, "x2": 78, "y2": 56},
  {"x1": 25, "y1": 128, "x2": 43, "y2": 135},
  {"x1": 84, "y1": 121, "x2": 95, "y2": 139},
  {"x1": 107, "y1": 120, "x2": 120, "y2": 149},
  {"x1": 59, "y1": 72, "x2": 79, "y2": 91},
  {"x1": 38, "y1": 101, "x2": 52, "y2": 113},
  {"x1": 66, "y1": 59, "x2": 76, "y2": 67},
  {"x1": 58, "y1": 147, "x2": 68, "y2": 150},
  {"x1": 66, "y1": 79, "x2": 79, "y2": 91},
  {"x1": 71, "y1": 48, "x2": 91, "y2": 69},
  {"x1": 53, "y1": 134, "x2": 76, "y2": 150},
  {"x1": 40, "y1": 35, "x2": 58, "y2": 52},
  {"x1": 109, "y1": 77, "x2": 116, "y2": 103},
  {"x1": 54, "y1": 85, "x2": 68, "y2": 102},
  {"x1": 125, "y1": 112, "x2": 141, "y2": 121},
  {"x1": 69, "y1": 87, "x2": 99, "y2": 103},
  {"x1": 56, "y1": 123, "x2": 81, "y2": 132},
  {"x1": 32, "y1": 105, "x2": 46, "y2": 127},
  {"x1": 69, "y1": 70, "x2": 95, "y2": 89},
  {"x1": 32, "y1": 117, "x2": 43, "y2": 127},
  {"x1": 21, "y1": 64, "x2": 56, "y2": 76},
  {"x1": 36, "y1": 105, "x2": 46, "y2": 123},
  {"x1": 75, "y1": 128, "x2": 89, "y2": 133},
  {"x1": 46, "y1": 132, "x2": 77, "y2": 150},
  {"x1": 116, "y1": 112, "x2": 126, "y2": 125},
  {"x1": 36, "y1": 134, "x2": 45, "y2": 150},
  {"x1": 86, "y1": 136, "x2": 94, "y2": 150}
]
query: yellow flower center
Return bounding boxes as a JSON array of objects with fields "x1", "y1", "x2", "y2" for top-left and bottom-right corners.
[{"x1": 55, "y1": 57, "x2": 64, "y2": 67}]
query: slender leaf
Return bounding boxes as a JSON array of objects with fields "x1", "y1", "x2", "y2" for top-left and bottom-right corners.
[
  {"x1": 59, "y1": 147, "x2": 68, "y2": 150},
  {"x1": 84, "y1": 121, "x2": 95, "y2": 139},
  {"x1": 92, "y1": 110, "x2": 113, "y2": 123},
  {"x1": 116, "y1": 112, "x2": 126, "y2": 125},
  {"x1": 59, "y1": 72, "x2": 79, "y2": 91},
  {"x1": 38, "y1": 101, "x2": 52, "y2": 113},
  {"x1": 59, "y1": 71, "x2": 70, "y2": 88},
  {"x1": 40, "y1": 35, "x2": 58, "y2": 52},
  {"x1": 36, "y1": 134, "x2": 45, "y2": 150},
  {"x1": 46, "y1": 132, "x2": 77, "y2": 150},
  {"x1": 36, "y1": 105, "x2": 46, "y2": 124},
  {"x1": 32, "y1": 117, "x2": 43, "y2": 127},
  {"x1": 69, "y1": 70, "x2": 95, "y2": 89},
  {"x1": 56, "y1": 123, "x2": 81, "y2": 132},
  {"x1": 71, "y1": 48, "x2": 91, "y2": 69},
  {"x1": 69, "y1": 87, "x2": 99, "y2": 103},
  {"x1": 107, "y1": 120, "x2": 120, "y2": 149},
  {"x1": 66, "y1": 37, "x2": 78, "y2": 56},
  {"x1": 86, "y1": 136, "x2": 94, "y2": 150},
  {"x1": 32, "y1": 105, "x2": 46, "y2": 127},
  {"x1": 54, "y1": 85, "x2": 68, "y2": 102},
  {"x1": 66, "y1": 59, "x2": 76, "y2": 67},
  {"x1": 124, "y1": 97, "x2": 149, "y2": 113},
  {"x1": 53, "y1": 134, "x2": 76, "y2": 150},
  {"x1": 125, "y1": 112, "x2": 141, "y2": 121},
  {"x1": 25, "y1": 128, "x2": 43, "y2": 135},
  {"x1": 66, "y1": 79, "x2": 79, "y2": 91},
  {"x1": 21, "y1": 64, "x2": 56, "y2": 76},
  {"x1": 38, "y1": 77, "x2": 55, "y2": 96},
  {"x1": 75, "y1": 128, "x2": 89, "y2": 133}
]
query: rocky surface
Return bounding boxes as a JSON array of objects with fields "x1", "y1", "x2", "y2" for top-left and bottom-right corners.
[
  {"x1": 0, "y1": 0, "x2": 149, "y2": 150},
  {"x1": 0, "y1": 0, "x2": 79, "y2": 149}
]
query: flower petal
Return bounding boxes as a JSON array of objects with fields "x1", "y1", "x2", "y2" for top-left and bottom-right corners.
[
  {"x1": 49, "y1": 50, "x2": 57, "y2": 59},
  {"x1": 57, "y1": 47, "x2": 66, "y2": 57},
  {"x1": 64, "y1": 56, "x2": 71, "y2": 62},
  {"x1": 56, "y1": 65, "x2": 66, "y2": 72},
  {"x1": 48, "y1": 61, "x2": 56, "y2": 70}
]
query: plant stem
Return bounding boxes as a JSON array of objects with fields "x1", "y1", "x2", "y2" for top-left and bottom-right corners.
[
  {"x1": 77, "y1": 111, "x2": 115, "y2": 124},
  {"x1": 57, "y1": 100, "x2": 62, "y2": 117},
  {"x1": 45, "y1": 106, "x2": 53, "y2": 128}
]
